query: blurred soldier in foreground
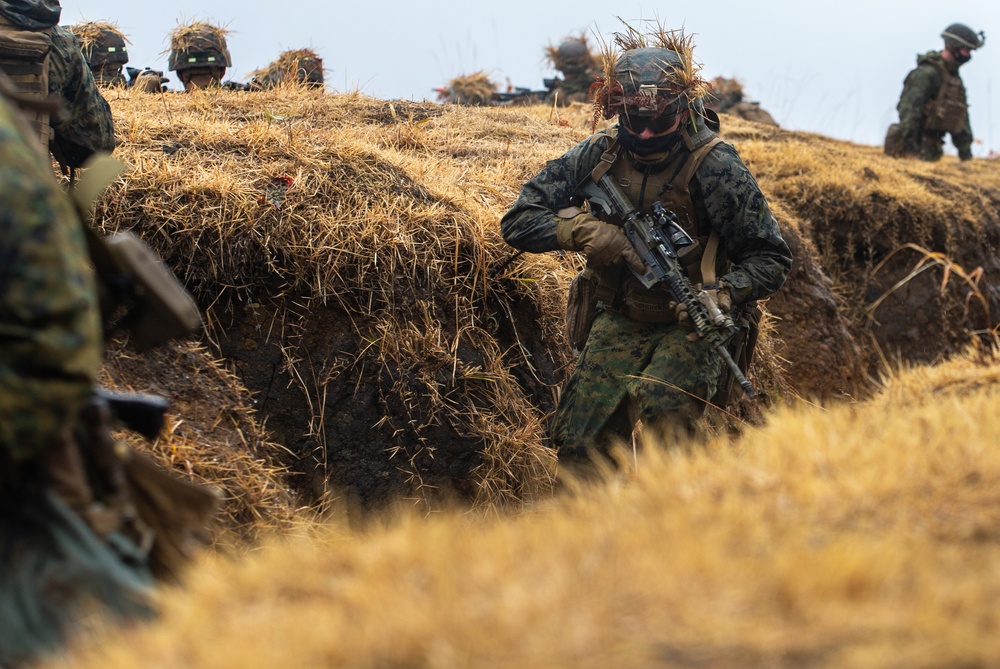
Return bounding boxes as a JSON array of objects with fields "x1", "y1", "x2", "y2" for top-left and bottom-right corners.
[
  {"x1": 0, "y1": 0, "x2": 115, "y2": 169},
  {"x1": 704, "y1": 76, "x2": 778, "y2": 126},
  {"x1": 0, "y1": 71, "x2": 215, "y2": 667},
  {"x1": 68, "y1": 20, "x2": 129, "y2": 87},
  {"x1": 167, "y1": 20, "x2": 232, "y2": 91},
  {"x1": 885, "y1": 23, "x2": 985, "y2": 161},
  {"x1": 249, "y1": 48, "x2": 323, "y2": 90},
  {"x1": 544, "y1": 35, "x2": 598, "y2": 106},
  {"x1": 501, "y1": 25, "x2": 791, "y2": 468}
]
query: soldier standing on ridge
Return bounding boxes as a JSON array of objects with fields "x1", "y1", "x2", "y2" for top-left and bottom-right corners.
[
  {"x1": 67, "y1": 20, "x2": 129, "y2": 87},
  {"x1": 501, "y1": 25, "x2": 792, "y2": 469},
  {"x1": 886, "y1": 23, "x2": 985, "y2": 161},
  {"x1": 0, "y1": 0, "x2": 115, "y2": 169},
  {"x1": 544, "y1": 36, "x2": 598, "y2": 106},
  {"x1": 167, "y1": 20, "x2": 232, "y2": 91}
]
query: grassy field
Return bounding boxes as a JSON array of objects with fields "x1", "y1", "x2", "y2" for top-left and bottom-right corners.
[{"x1": 46, "y1": 82, "x2": 1000, "y2": 667}]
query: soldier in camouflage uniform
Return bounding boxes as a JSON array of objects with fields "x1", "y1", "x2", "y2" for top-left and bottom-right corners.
[
  {"x1": 0, "y1": 73, "x2": 154, "y2": 667},
  {"x1": 0, "y1": 0, "x2": 115, "y2": 169},
  {"x1": 168, "y1": 21, "x2": 232, "y2": 91},
  {"x1": 501, "y1": 28, "x2": 791, "y2": 466},
  {"x1": 888, "y1": 23, "x2": 985, "y2": 161},
  {"x1": 68, "y1": 21, "x2": 129, "y2": 88},
  {"x1": 544, "y1": 37, "x2": 598, "y2": 107}
]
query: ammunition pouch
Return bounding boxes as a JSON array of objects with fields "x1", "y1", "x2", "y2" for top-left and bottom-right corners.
[{"x1": 565, "y1": 268, "x2": 600, "y2": 353}]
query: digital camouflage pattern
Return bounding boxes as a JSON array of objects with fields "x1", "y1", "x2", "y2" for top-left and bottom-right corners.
[
  {"x1": 48, "y1": 26, "x2": 116, "y2": 166},
  {"x1": 0, "y1": 0, "x2": 115, "y2": 167},
  {"x1": 501, "y1": 116, "x2": 791, "y2": 456},
  {"x1": 896, "y1": 51, "x2": 972, "y2": 161},
  {"x1": 552, "y1": 310, "x2": 724, "y2": 460},
  {"x1": 0, "y1": 89, "x2": 101, "y2": 466},
  {"x1": 0, "y1": 84, "x2": 155, "y2": 668}
]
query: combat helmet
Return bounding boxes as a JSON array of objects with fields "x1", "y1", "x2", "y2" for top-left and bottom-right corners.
[
  {"x1": 593, "y1": 26, "x2": 708, "y2": 122},
  {"x1": 167, "y1": 21, "x2": 232, "y2": 89},
  {"x1": 941, "y1": 23, "x2": 985, "y2": 50},
  {"x1": 249, "y1": 48, "x2": 323, "y2": 90},
  {"x1": 68, "y1": 21, "x2": 129, "y2": 86},
  {"x1": 546, "y1": 35, "x2": 596, "y2": 75}
]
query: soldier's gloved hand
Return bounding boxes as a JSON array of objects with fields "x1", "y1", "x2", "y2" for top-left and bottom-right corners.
[
  {"x1": 556, "y1": 212, "x2": 644, "y2": 273},
  {"x1": 671, "y1": 301, "x2": 701, "y2": 342}
]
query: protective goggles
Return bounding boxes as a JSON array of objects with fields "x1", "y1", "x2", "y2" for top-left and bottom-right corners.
[{"x1": 620, "y1": 108, "x2": 681, "y2": 134}]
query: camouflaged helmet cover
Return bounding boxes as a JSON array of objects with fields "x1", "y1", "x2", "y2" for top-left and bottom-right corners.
[
  {"x1": 250, "y1": 48, "x2": 323, "y2": 88},
  {"x1": 69, "y1": 21, "x2": 129, "y2": 68},
  {"x1": 167, "y1": 22, "x2": 232, "y2": 72},
  {"x1": 590, "y1": 24, "x2": 708, "y2": 130},
  {"x1": 941, "y1": 23, "x2": 985, "y2": 50}
]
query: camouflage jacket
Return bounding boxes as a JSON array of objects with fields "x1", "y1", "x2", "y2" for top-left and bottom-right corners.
[
  {"x1": 0, "y1": 90, "x2": 102, "y2": 465},
  {"x1": 0, "y1": 0, "x2": 115, "y2": 167},
  {"x1": 500, "y1": 125, "x2": 792, "y2": 305},
  {"x1": 897, "y1": 51, "x2": 972, "y2": 157}
]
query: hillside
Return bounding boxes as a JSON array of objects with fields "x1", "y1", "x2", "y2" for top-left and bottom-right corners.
[
  {"x1": 92, "y1": 84, "x2": 1000, "y2": 520},
  {"x1": 51, "y1": 350, "x2": 1000, "y2": 668},
  {"x1": 40, "y1": 80, "x2": 1000, "y2": 669}
]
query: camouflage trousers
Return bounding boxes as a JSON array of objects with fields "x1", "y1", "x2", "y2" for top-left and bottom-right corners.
[{"x1": 552, "y1": 310, "x2": 722, "y2": 462}]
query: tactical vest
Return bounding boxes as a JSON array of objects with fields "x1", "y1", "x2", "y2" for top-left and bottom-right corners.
[
  {"x1": 923, "y1": 61, "x2": 968, "y2": 134},
  {"x1": 0, "y1": 16, "x2": 51, "y2": 150},
  {"x1": 587, "y1": 124, "x2": 727, "y2": 323}
]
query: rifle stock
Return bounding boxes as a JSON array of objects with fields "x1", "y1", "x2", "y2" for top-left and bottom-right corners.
[{"x1": 578, "y1": 175, "x2": 758, "y2": 400}]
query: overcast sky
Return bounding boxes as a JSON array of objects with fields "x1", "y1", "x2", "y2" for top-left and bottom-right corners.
[{"x1": 60, "y1": 0, "x2": 997, "y2": 156}]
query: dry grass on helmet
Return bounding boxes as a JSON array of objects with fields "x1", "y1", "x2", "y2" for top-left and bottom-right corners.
[
  {"x1": 589, "y1": 20, "x2": 711, "y2": 131},
  {"x1": 249, "y1": 48, "x2": 323, "y2": 81},
  {"x1": 443, "y1": 71, "x2": 497, "y2": 105},
  {"x1": 67, "y1": 20, "x2": 130, "y2": 50},
  {"x1": 542, "y1": 32, "x2": 598, "y2": 68},
  {"x1": 165, "y1": 20, "x2": 231, "y2": 54}
]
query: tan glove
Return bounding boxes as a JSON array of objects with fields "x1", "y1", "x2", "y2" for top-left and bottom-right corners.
[
  {"x1": 556, "y1": 213, "x2": 644, "y2": 273},
  {"x1": 672, "y1": 284, "x2": 732, "y2": 342}
]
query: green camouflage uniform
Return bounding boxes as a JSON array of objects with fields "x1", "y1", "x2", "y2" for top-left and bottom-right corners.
[
  {"x1": 0, "y1": 0, "x2": 116, "y2": 167},
  {"x1": 0, "y1": 86, "x2": 153, "y2": 667},
  {"x1": 0, "y1": 90, "x2": 100, "y2": 465},
  {"x1": 897, "y1": 51, "x2": 973, "y2": 161},
  {"x1": 501, "y1": 121, "x2": 791, "y2": 461}
]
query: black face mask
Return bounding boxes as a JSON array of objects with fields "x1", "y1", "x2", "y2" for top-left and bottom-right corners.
[
  {"x1": 618, "y1": 124, "x2": 684, "y2": 156},
  {"x1": 956, "y1": 52, "x2": 973, "y2": 64}
]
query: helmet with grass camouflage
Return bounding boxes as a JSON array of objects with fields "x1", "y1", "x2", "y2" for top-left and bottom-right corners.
[
  {"x1": 168, "y1": 23, "x2": 232, "y2": 72},
  {"x1": 610, "y1": 47, "x2": 688, "y2": 119},
  {"x1": 555, "y1": 38, "x2": 591, "y2": 70},
  {"x1": 83, "y1": 27, "x2": 128, "y2": 68},
  {"x1": 941, "y1": 23, "x2": 985, "y2": 50}
]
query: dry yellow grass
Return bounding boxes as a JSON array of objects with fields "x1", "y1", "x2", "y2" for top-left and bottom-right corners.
[
  {"x1": 32, "y1": 68, "x2": 1000, "y2": 668},
  {"x1": 47, "y1": 348, "x2": 1000, "y2": 668}
]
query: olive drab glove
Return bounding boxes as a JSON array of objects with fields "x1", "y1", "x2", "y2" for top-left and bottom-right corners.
[{"x1": 556, "y1": 212, "x2": 644, "y2": 273}]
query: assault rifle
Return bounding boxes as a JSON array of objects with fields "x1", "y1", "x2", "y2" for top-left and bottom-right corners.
[
  {"x1": 578, "y1": 174, "x2": 758, "y2": 399},
  {"x1": 492, "y1": 78, "x2": 557, "y2": 106}
]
